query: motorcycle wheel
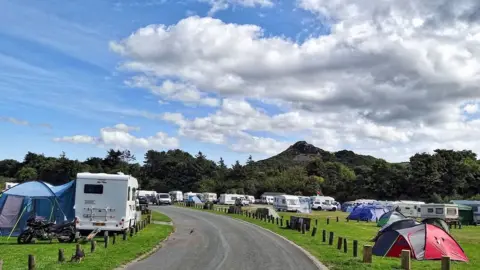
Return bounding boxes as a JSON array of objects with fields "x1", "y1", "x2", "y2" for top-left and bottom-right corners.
[
  {"x1": 17, "y1": 231, "x2": 33, "y2": 244},
  {"x1": 57, "y1": 228, "x2": 75, "y2": 243}
]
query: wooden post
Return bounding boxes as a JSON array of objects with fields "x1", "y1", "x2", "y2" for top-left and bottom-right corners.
[
  {"x1": 337, "y1": 237, "x2": 343, "y2": 250},
  {"x1": 327, "y1": 217, "x2": 330, "y2": 225},
  {"x1": 123, "y1": 230, "x2": 127, "y2": 240},
  {"x1": 58, "y1": 249, "x2": 65, "y2": 262},
  {"x1": 0, "y1": 260, "x2": 3, "y2": 270},
  {"x1": 336, "y1": 216, "x2": 339, "y2": 222},
  {"x1": 311, "y1": 227, "x2": 317, "y2": 237},
  {"x1": 401, "y1": 250, "x2": 411, "y2": 270},
  {"x1": 276, "y1": 217, "x2": 279, "y2": 225},
  {"x1": 286, "y1": 220, "x2": 290, "y2": 228},
  {"x1": 441, "y1": 256, "x2": 451, "y2": 270},
  {"x1": 130, "y1": 227, "x2": 134, "y2": 237},
  {"x1": 315, "y1": 219, "x2": 318, "y2": 226},
  {"x1": 353, "y1": 240, "x2": 358, "y2": 257},
  {"x1": 28, "y1": 255, "x2": 35, "y2": 270},
  {"x1": 328, "y1": 232, "x2": 334, "y2": 245},
  {"x1": 322, "y1": 229, "x2": 326, "y2": 242},
  {"x1": 112, "y1": 233, "x2": 117, "y2": 245},
  {"x1": 76, "y1": 244, "x2": 81, "y2": 255},
  {"x1": 346, "y1": 217, "x2": 349, "y2": 222},
  {"x1": 343, "y1": 238, "x2": 347, "y2": 253},
  {"x1": 363, "y1": 245, "x2": 372, "y2": 263},
  {"x1": 104, "y1": 231, "x2": 109, "y2": 248},
  {"x1": 91, "y1": 240, "x2": 97, "y2": 252},
  {"x1": 301, "y1": 223, "x2": 306, "y2": 234}
]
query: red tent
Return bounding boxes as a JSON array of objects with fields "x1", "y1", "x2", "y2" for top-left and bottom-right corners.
[{"x1": 372, "y1": 224, "x2": 468, "y2": 262}]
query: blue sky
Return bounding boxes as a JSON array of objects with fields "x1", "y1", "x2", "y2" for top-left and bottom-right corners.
[{"x1": 0, "y1": 0, "x2": 320, "y2": 165}]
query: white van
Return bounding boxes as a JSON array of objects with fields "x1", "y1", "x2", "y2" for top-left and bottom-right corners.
[
  {"x1": 169, "y1": 190, "x2": 183, "y2": 202},
  {"x1": 202, "y1": 192, "x2": 217, "y2": 202},
  {"x1": 310, "y1": 196, "x2": 337, "y2": 211},
  {"x1": 274, "y1": 195, "x2": 300, "y2": 212},
  {"x1": 420, "y1": 204, "x2": 459, "y2": 221},
  {"x1": 392, "y1": 201, "x2": 425, "y2": 218},
  {"x1": 219, "y1": 194, "x2": 243, "y2": 205},
  {"x1": 157, "y1": 193, "x2": 172, "y2": 205},
  {"x1": 245, "y1": 195, "x2": 255, "y2": 204},
  {"x1": 74, "y1": 172, "x2": 138, "y2": 234}
]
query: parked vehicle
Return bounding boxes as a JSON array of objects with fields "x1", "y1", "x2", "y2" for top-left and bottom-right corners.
[
  {"x1": 219, "y1": 194, "x2": 243, "y2": 205},
  {"x1": 74, "y1": 172, "x2": 139, "y2": 234},
  {"x1": 202, "y1": 192, "x2": 217, "y2": 203},
  {"x1": 274, "y1": 195, "x2": 301, "y2": 212},
  {"x1": 260, "y1": 192, "x2": 285, "y2": 204},
  {"x1": 146, "y1": 194, "x2": 159, "y2": 205},
  {"x1": 183, "y1": 192, "x2": 199, "y2": 201},
  {"x1": 450, "y1": 200, "x2": 480, "y2": 225},
  {"x1": 169, "y1": 190, "x2": 183, "y2": 202},
  {"x1": 391, "y1": 201, "x2": 425, "y2": 218},
  {"x1": 235, "y1": 197, "x2": 250, "y2": 206},
  {"x1": 420, "y1": 204, "x2": 459, "y2": 221},
  {"x1": 311, "y1": 196, "x2": 338, "y2": 211},
  {"x1": 245, "y1": 195, "x2": 255, "y2": 204},
  {"x1": 157, "y1": 193, "x2": 172, "y2": 205},
  {"x1": 17, "y1": 217, "x2": 76, "y2": 244},
  {"x1": 138, "y1": 196, "x2": 149, "y2": 211}
]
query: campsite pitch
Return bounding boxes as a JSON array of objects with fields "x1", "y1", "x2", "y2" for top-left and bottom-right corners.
[
  {"x1": 0, "y1": 221, "x2": 172, "y2": 269},
  {"x1": 186, "y1": 205, "x2": 480, "y2": 270}
]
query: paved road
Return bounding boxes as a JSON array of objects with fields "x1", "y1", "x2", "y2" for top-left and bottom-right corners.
[{"x1": 125, "y1": 206, "x2": 325, "y2": 270}]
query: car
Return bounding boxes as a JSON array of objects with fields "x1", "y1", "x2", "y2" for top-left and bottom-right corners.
[
  {"x1": 235, "y1": 197, "x2": 250, "y2": 206},
  {"x1": 157, "y1": 193, "x2": 172, "y2": 205}
]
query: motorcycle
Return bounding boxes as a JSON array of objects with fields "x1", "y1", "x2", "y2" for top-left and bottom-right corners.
[{"x1": 17, "y1": 217, "x2": 76, "y2": 244}]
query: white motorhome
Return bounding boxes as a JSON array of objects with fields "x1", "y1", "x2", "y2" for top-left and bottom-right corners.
[
  {"x1": 219, "y1": 194, "x2": 244, "y2": 205},
  {"x1": 260, "y1": 192, "x2": 285, "y2": 204},
  {"x1": 274, "y1": 195, "x2": 301, "y2": 212},
  {"x1": 74, "y1": 172, "x2": 138, "y2": 234},
  {"x1": 169, "y1": 190, "x2": 183, "y2": 202},
  {"x1": 310, "y1": 196, "x2": 338, "y2": 211},
  {"x1": 245, "y1": 195, "x2": 255, "y2": 204},
  {"x1": 137, "y1": 190, "x2": 156, "y2": 197},
  {"x1": 202, "y1": 192, "x2": 217, "y2": 202},
  {"x1": 391, "y1": 201, "x2": 425, "y2": 218},
  {"x1": 420, "y1": 204, "x2": 459, "y2": 221}
]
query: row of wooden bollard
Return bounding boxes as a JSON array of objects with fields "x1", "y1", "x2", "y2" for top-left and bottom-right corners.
[{"x1": 15, "y1": 218, "x2": 151, "y2": 270}]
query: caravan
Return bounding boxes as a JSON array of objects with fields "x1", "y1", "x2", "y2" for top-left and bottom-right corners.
[
  {"x1": 202, "y1": 192, "x2": 217, "y2": 202},
  {"x1": 184, "y1": 192, "x2": 199, "y2": 201},
  {"x1": 391, "y1": 201, "x2": 425, "y2": 218},
  {"x1": 310, "y1": 196, "x2": 338, "y2": 211},
  {"x1": 274, "y1": 195, "x2": 301, "y2": 212},
  {"x1": 169, "y1": 190, "x2": 183, "y2": 202},
  {"x1": 420, "y1": 204, "x2": 459, "y2": 221},
  {"x1": 74, "y1": 172, "x2": 138, "y2": 234},
  {"x1": 219, "y1": 194, "x2": 243, "y2": 205},
  {"x1": 260, "y1": 192, "x2": 285, "y2": 204}
]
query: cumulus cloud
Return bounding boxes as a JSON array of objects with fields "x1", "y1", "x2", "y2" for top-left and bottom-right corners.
[
  {"x1": 110, "y1": 3, "x2": 480, "y2": 160},
  {"x1": 53, "y1": 123, "x2": 179, "y2": 150},
  {"x1": 199, "y1": 0, "x2": 274, "y2": 15}
]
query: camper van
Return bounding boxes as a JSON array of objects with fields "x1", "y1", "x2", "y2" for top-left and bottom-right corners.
[
  {"x1": 74, "y1": 172, "x2": 139, "y2": 234},
  {"x1": 202, "y1": 192, "x2": 217, "y2": 202},
  {"x1": 157, "y1": 193, "x2": 172, "y2": 205},
  {"x1": 169, "y1": 190, "x2": 183, "y2": 202},
  {"x1": 391, "y1": 201, "x2": 425, "y2": 218},
  {"x1": 420, "y1": 204, "x2": 459, "y2": 221},
  {"x1": 245, "y1": 195, "x2": 255, "y2": 204},
  {"x1": 274, "y1": 195, "x2": 301, "y2": 212},
  {"x1": 310, "y1": 196, "x2": 338, "y2": 211},
  {"x1": 260, "y1": 192, "x2": 285, "y2": 204},
  {"x1": 219, "y1": 194, "x2": 244, "y2": 205}
]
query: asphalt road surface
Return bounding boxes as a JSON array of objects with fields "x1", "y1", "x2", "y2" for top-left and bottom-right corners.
[{"x1": 125, "y1": 206, "x2": 326, "y2": 270}]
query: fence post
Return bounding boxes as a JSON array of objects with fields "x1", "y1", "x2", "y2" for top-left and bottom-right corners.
[
  {"x1": 322, "y1": 229, "x2": 326, "y2": 242},
  {"x1": 327, "y1": 217, "x2": 330, "y2": 225},
  {"x1": 337, "y1": 237, "x2": 343, "y2": 250},
  {"x1": 112, "y1": 233, "x2": 117, "y2": 245},
  {"x1": 363, "y1": 245, "x2": 372, "y2": 263},
  {"x1": 343, "y1": 238, "x2": 347, "y2": 253},
  {"x1": 58, "y1": 249, "x2": 65, "y2": 262},
  {"x1": 91, "y1": 240, "x2": 96, "y2": 252},
  {"x1": 441, "y1": 256, "x2": 451, "y2": 270},
  {"x1": 0, "y1": 260, "x2": 3, "y2": 270},
  {"x1": 286, "y1": 220, "x2": 290, "y2": 228},
  {"x1": 302, "y1": 223, "x2": 306, "y2": 234},
  {"x1": 28, "y1": 255, "x2": 35, "y2": 270},
  {"x1": 336, "y1": 216, "x2": 339, "y2": 222},
  {"x1": 123, "y1": 230, "x2": 127, "y2": 240},
  {"x1": 280, "y1": 218, "x2": 283, "y2": 227},
  {"x1": 311, "y1": 227, "x2": 317, "y2": 237},
  {"x1": 353, "y1": 240, "x2": 358, "y2": 257},
  {"x1": 315, "y1": 219, "x2": 318, "y2": 226},
  {"x1": 401, "y1": 250, "x2": 411, "y2": 270},
  {"x1": 104, "y1": 231, "x2": 109, "y2": 248},
  {"x1": 328, "y1": 232, "x2": 334, "y2": 245}
]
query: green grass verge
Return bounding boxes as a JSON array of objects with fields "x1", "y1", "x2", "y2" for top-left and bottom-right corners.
[
  {"x1": 0, "y1": 224, "x2": 173, "y2": 270},
  {"x1": 151, "y1": 209, "x2": 172, "y2": 222},
  {"x1": 180, "y1": 204, "x2": 479, "y2": 270}
]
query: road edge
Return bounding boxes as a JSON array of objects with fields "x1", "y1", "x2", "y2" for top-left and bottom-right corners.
[
  {"x1": 233, "y1": 218, "x2": 329, "y2": 270},
  {"x1": 115, "y1": 222, "x2": 176, "y2": 270}
]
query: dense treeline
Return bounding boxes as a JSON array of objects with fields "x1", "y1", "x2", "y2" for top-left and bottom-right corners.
[{"x1": 1, "y1": 141, "x2": 480, "y2": 203}]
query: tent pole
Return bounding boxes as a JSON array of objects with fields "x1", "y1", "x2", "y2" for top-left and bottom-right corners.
[{"x1": 7, "y1": 203, "x2": 29, "y2": 240}]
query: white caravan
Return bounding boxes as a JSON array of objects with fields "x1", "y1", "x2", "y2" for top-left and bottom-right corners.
[
  {"x1": 202, "y1": 192, "x2": 217, "y2": 202},
  {"x1": 420, "y1": 204, "x2": 459, "y2": 221},
  {"x1": 274, "y1": 195, "x2": 301, "y2": 212},
  {"x1": 74, "y1": 172, "x2": 138, "y2": 234},
  {"x1": 184, "y1": 192, "x2": 199, "y2": 201},
  {"x1": 137, "y1": 190, "x2": 156, "y2": 197},
  {"x1": 169, "y1": 191, "x2": 183, "y2": 202},
  {"x1": 245, "y1": 195, "x2": 255, "y2": 204},
  {"x1": 219, "y1": 194, "x2": 244, "y2": 205},
  {"x1": 391, "y1": 201, "x2": 425, "y2": 218},
  {"x1": 310, "y1": 196, "x2": 338, "y2": 211},
  {"x1": 260, "y1": 192, "x2": 285, "y2": 204}
]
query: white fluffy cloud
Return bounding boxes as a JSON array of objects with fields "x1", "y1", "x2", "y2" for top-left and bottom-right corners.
[
  {"x1": 110, "y1": 2, "x2": 480, "y2": 161},
  {"x1": 53, "y1": 123, "x2": 179, "y2": 150},
  {"x1": 199, "y1": 0, "x2": 274, "y2": 15}
]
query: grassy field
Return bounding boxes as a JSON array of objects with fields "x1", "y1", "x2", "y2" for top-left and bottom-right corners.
[
  {"x1": 183, "y1": 204, "x2": 479, "y2": 270},
  {"x1": 151, "y1": 208, "x2": 172, "y2": 222},
  {"x1": 0, "y1": 216, "x2": 173, "y2": 269}
]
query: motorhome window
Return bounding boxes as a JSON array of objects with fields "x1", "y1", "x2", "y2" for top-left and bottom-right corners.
[
  {"x1": 435, "y1": 208, "x2": 444, "y2": 214},
  {"x1": 282, "y1": 199, "x2": 286, "y2": 204},
  {"x1": 287, "y1": 199, "x2": 298, "y2": 205},
  {"x1": 84, "y1": 184, "x2": 103, "y2": 194},
  {"x1": 128, "y1": 187, "x2": 131, "y2": 201},
  {"x1": 446, "y1": 208, "x2": 457, "y2": 215},
  {"x1": 132, "y1": 188, "x2": 136, "y2": 200},
  {"x1": 159, "y1": 194, "x2": 169, "y2": 198},
  {"x1": 405, "y1": 207, "x2": 411, "y2": 210},
  {"x1": 417, "y1": 208, "x2": 421, "y2": 212},
  {"x1": 427, "y1": 208, "x2": 434, "y2": 213}
]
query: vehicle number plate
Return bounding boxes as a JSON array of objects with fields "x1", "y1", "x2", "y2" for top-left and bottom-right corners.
[{"x1": 93, "y1": 222, "x2": 105, "y2": 226}]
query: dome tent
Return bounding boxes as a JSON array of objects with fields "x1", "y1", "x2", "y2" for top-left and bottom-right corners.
[
  {"x1": 347, "y1": 204, "x2": 388, "y2": 222},
  {"x1": 377, "y1": 210, "x2": 407, "y2": 227},
  {"x1": 0, "y1": 180, "x2": 75, "y2": 237}
]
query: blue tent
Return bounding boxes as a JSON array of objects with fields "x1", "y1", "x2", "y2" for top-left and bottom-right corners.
[
  {"x1": 0, "y1": 180, "x2": 76, "y2": 237},
  {"x1": 347, "y1": 204, "x2": 388, "y2": 222}
]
